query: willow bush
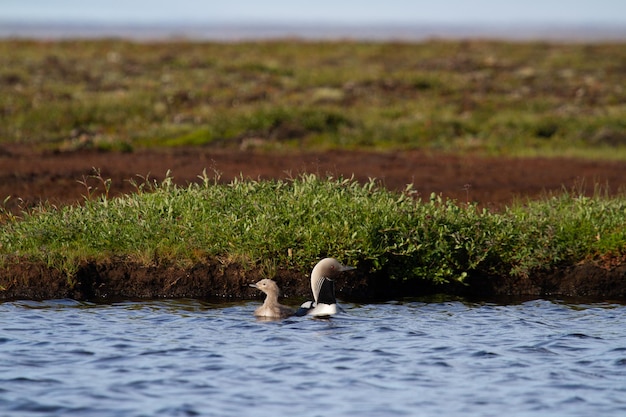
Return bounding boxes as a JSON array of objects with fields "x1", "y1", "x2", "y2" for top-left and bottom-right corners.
[{"x1": 1, "y1": 174, "x2": 625, "y2": 284}]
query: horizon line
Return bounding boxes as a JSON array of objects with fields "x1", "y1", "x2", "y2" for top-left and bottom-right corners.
[{"x1": 2, "y1": 20, "x2": 625, "y2": 42}]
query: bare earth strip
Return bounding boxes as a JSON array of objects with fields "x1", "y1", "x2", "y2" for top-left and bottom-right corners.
[{"x1": 3, "y1": 145, "x2": 626, "y2": 211}]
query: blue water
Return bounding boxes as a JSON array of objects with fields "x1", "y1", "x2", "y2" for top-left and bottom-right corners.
[{"x1": 1, "y1": 298, "x2": 625, "y2": 416}]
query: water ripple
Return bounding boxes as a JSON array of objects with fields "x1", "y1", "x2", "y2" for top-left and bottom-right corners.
[{"x1": 1, "y1": 297, "x2": 626, "y2": 416}]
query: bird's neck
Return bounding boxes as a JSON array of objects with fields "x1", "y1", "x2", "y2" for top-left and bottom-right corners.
[{"x1": 263, "y1": 293, "x2": 280, "y2": 307}]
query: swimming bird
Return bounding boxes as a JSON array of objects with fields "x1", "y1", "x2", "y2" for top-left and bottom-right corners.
[
  {"x1": 296, "y1": 258, "x2": 355, "y2": 317},
  {"x1": 249, "y1": 279, "x2": 295, "y2": 319}
]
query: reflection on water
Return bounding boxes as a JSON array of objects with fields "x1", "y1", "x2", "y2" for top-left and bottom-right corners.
[{"x1": 1, "y1": 297, "x2": 625, "y2": 417}]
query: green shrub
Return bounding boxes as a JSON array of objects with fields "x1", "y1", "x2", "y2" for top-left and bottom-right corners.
[{"x1": 2, "y1": 174, "x2": 625, "y2": 285}]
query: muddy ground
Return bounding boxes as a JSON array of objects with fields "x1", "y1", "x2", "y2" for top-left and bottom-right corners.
[
  {"x1": 2, "y1": 145, "x2": 626, "y2": 301},
  {"x1": 3, "y1": 145, "x2": 626, "y2": 210}
]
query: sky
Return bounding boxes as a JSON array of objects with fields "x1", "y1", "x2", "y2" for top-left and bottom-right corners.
[{"x1": 2, "y1": 0, "x2": 626, "y2": 25}]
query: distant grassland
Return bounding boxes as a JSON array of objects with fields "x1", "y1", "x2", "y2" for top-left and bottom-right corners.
[{"x1": 1, "y1": 39, "x2": 625, "y2": 157}]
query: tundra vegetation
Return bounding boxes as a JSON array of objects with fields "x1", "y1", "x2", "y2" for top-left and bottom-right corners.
[
  {"x1": 1, "y1": 173, "x2": 624, "y2": 287},
  {"x1": 0, "y1": 40, "x2": 625, "y2": 158},
  {"x1": 1, "y1": 39, "x2": 625, "y2": 291}
]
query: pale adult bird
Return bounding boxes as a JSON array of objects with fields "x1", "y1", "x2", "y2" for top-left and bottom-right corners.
[{"x1": 296, "y1": 257, "x2": 355, "y2": 317}]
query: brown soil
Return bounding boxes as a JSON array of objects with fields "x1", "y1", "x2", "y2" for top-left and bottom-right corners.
[
  {"x1": 3, "y1": 145, "x2": 626, "y2": 212},
  {"x1": 2, "y1": 144, "x2": 626, "y2": 301}
]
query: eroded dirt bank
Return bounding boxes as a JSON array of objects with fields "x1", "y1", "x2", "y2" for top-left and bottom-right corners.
[{"x1": 1, "y1": 258, "x2": 625, "y2": 302}]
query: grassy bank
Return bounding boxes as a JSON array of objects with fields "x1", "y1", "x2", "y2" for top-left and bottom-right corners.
[
  {"x1": 1, "y1": 174, "x2": 625, "y2": 287},
  {"x1": 1, "y1": 40, "x2": 625, "y2": 157}
]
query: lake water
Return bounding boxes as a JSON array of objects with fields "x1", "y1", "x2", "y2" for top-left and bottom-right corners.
[{"x1": 1, "y1": 297, "x2": 625, "y2": 417}]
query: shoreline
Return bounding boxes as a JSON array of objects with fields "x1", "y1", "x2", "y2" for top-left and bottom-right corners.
[{"x1": 2, "y1": 257, "x2": 625, "y2": 302}]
